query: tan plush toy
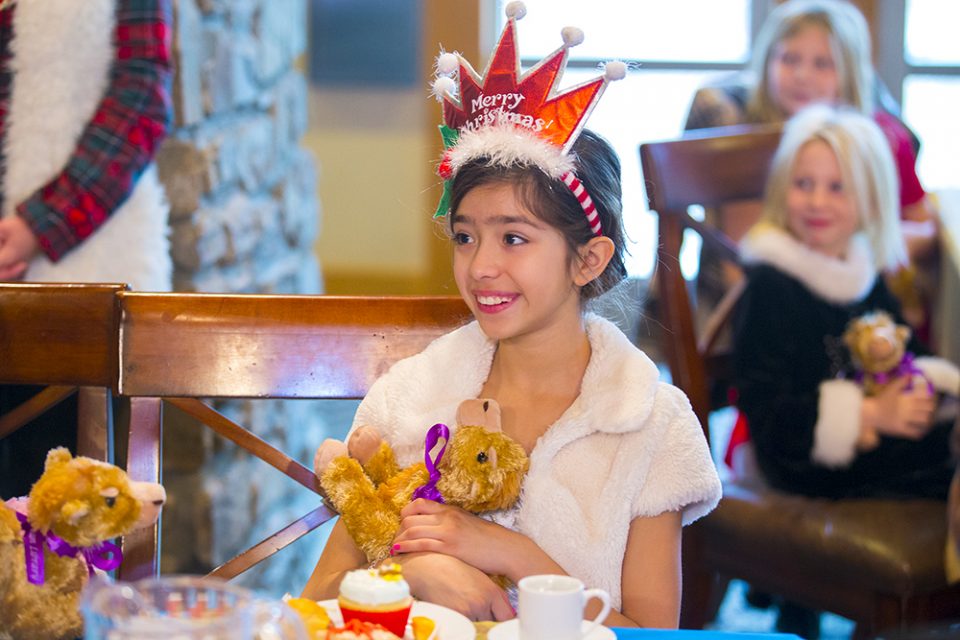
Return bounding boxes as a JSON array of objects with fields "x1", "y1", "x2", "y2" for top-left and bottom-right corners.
[
  {"x1": 842, "y1": 310, "x2": 915, "y2": 397},
  {"x1": 314, "y1": 398, "x2": 529, "y2": 564},
  {"x1": 0, "y1": 447, "x2": 166, "y2": 640}
]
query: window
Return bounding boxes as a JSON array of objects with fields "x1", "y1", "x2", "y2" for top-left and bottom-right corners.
[
  {"x1": 495, "y1": 0, "x2": 752, "y2": 278},
  {"x1": 496, "y1": 1, "x2": 959, "y2": 279},
  {"x1": 893, "y1": 0, "x2": 960, "y2": 191}
]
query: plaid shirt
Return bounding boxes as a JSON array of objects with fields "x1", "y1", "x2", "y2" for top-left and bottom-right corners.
[{"x1": 0, "y1": 0, "x2": 172, "y2": 261}]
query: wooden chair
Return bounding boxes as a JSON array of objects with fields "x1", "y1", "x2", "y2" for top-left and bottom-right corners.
[
  {"x1": 115, "y1": 293, "x2": 472, "y2": 581},
  {"x1": 0, "y1": 282, "x2": 125, "y2": 467},
  {"x1": 640, "y1": 124, "x2": 960, "y2": 637}
]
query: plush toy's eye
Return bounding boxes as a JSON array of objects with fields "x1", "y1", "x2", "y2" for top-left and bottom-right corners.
[
  {"x1": 476, "y1": 451, "x2": 488, "y2": 463},
  {"x1": 104, "y1": 496, "x2": 117, "y2": 508}
]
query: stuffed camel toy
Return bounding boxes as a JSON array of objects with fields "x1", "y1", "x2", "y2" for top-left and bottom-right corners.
[
  {"x1": 314, "y1": 398, "x2": 529, "y2": 565},
  {"x1": 0, "y1": 448, "x2": 166, "y2": 640}
]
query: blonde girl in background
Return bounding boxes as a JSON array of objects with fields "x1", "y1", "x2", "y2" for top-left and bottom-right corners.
[
  {"x1": 732, "y1": 103, "x2": 958, "y2": 639},
  {"x1": 734, "y1": 105, "x2": 957, "y2": 499}
]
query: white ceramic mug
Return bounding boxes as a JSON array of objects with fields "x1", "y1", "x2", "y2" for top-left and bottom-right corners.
[{"x1": 518, "y1": 574, "x2": 611, "y2": 640}]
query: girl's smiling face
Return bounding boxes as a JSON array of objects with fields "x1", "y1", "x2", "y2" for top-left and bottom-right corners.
[
  {"x1": 786, "y1": 139, "x2": 860, "y2": 259},
  {"x1": 451, "y1": 182, "x2": 585, "y2": 344},
  {"x1": 768, "y1": 24, "x2": 840, "y2": 116}
]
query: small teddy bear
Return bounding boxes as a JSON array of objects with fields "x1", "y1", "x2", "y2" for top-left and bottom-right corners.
[
  {"x1": 314, "y1": 398, "x2": 529, "y2": 564},
  {"x1": 0, "y1": 447, "x2": 166, "y2": 640},
  {"x1": 842, "y1": 310, "x2": 915, "y2": 397}
]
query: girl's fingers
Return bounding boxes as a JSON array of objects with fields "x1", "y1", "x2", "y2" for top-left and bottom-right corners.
[{"x1": 399, "y1": 498, "x2": 445, "y2": 518}]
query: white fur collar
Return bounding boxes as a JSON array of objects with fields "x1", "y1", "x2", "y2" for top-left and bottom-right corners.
[
  {"x1": 354, "y1": 314, "x2": 664, "y2": 460},
  {"x1": 740, "y1": 222, "x2": 876, "y2": 304}
]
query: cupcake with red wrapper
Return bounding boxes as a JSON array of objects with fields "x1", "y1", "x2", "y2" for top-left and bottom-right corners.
[{"x1": 337, "y1": 563, "x2": 413, "y2": 637}]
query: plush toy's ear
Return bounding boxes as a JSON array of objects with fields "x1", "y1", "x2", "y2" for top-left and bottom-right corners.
[
  {"x1": 896, "y1": 324, "x2": 911, "y2": 345},
  {"x1": 842, "y1": 318, "x2": 864, "y2": 352},
  {"x1": 44, "y1": 446, "x2": 73, "y2": 471},
  {"x1": 456, "y1": 398, "x2": 502, "y2": 432}
]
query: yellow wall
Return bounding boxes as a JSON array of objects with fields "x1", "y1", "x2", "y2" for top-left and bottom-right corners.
[
  {"x1": 305, "y1": 89, "x2": 441, "y2": 294},
  {"x1": 308, "y1": 1, "x2": 484, "y2": 295}
]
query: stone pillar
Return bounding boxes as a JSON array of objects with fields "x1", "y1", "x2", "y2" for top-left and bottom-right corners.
[
  {"x1": 158, "y1": 0, "x2": 320, "y2": 295},
  {"x1": 154, "y1": 0, "x2": 334, "y2": 596}
]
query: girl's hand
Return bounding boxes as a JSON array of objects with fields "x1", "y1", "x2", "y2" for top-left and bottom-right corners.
[
  {"x1": 393, "y1": 552, "x2": 514, "y2": 622},
  {"x1": 863, "y1": 375, "x2": 936, "y2": 440},
  {"x1": 0, "y1": 216, "x2": 39, "y2": 281},
  {"x1": 393, "y1": 499, "x2": 523, "y2": 578}
]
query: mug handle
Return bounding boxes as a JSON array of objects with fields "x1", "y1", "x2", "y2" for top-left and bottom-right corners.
[{"x1": 581, "y1": 588, "x2": 611, "y2": 638}]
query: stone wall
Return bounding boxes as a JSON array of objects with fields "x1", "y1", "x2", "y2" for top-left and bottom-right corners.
[{"x1": 154, "y1": 0, "x2": 334, "y2": 596}]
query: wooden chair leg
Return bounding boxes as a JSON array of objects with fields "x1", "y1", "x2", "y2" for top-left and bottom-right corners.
[
  {"x1": 680, "y1": 524, "x2": 721, "y2": 629},
  {"x1": 119, "y1": 397, "x2": 163, "y2": 581},
  {"x1": 77, "y1": 386, "x2": 113, "y2": 462}
]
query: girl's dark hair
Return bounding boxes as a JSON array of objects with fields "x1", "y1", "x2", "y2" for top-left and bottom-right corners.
[{"x1": 448, "y1": 129, "x2": 627, "y2": 300}]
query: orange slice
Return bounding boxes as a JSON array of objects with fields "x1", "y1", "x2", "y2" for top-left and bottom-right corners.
[{"x1": 410, "y1": 615, "x2": 436, "y2": 640}]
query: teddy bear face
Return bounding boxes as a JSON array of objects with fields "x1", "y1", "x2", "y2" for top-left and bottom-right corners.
[
  {"x1": 842, "y1": 311, "x2": 911, "y2": 375},
  {"x1": 437, "y1": 424, "x2": 530, "y2": 512},
  {"x1": 28, "y1": 449, "x2": 144, "y2": 548}
]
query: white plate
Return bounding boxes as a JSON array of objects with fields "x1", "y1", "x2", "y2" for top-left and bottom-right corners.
[
  {"x1": 486, "y1": 618, "x2": 616, "y2": 640},
  {"x1": 318, "y1": 599, "x2": 475, "y2": 640}
]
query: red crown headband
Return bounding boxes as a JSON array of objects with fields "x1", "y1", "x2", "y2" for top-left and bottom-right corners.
[{"x1": 431, "y1": 1, "x2": 625, "y2": 236}]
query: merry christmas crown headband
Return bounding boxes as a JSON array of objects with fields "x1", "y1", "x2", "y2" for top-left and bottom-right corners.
[{"x1": 431, "y1": 1, "x2": 626, "y2": 236}]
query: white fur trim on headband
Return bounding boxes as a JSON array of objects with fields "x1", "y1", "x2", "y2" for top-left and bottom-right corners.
[{"x1": 447, "y1": 124, "x2": 575, "y2": 178}]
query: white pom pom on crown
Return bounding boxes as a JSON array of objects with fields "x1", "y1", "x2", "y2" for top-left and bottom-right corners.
[
  {"x1": 435, "y1": 52, "x2": 459, "y2": 76},
  {"x1": 603, "y1": 60, "x2": 627, "y2": 81},
  {"x1": 561, "y1": 27, "x2": 584, "y2": 48},
  {"x1": 431, "y1": 76, "x2": 457, "y2": 102},
  {"x1": 505, "y1": 1, "x2": 526, "y2": 20}
]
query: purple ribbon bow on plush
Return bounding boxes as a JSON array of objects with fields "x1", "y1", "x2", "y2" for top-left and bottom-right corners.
[
  {"x1": 855, "y1": 352, "x2": 935, "y2": 394},
  {"x1": 17, "y1": 511, "x2": 122, "y2": 585},
  {"x1": 411, "y1": 423, "x2": 450, "y2": 503}
]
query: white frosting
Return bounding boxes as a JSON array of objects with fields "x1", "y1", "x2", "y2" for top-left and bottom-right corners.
[{"x1": 339, "y1": 569, "x2": 410, "y2": 605}]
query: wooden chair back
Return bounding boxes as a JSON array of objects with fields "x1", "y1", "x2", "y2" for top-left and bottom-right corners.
[
  {"x1": 641, "y1": 123, "x2": 781, "y2": 434},
  {"x1": 115, "y1": 293, "x2": 472, "y2": 580},
  {"x1": 640, "y1": 125, "x2": 960, "y2": 636},
  {"x1": 0, "y1": 282, "x2": 125, "y2": 464}
]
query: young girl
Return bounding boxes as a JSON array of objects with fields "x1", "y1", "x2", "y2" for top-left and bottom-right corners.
[
  {"x1": 733, "y1": 104, "x2": 958, "y2": 499},
  {"x1": 302, "y1": 5, "x2": 721, "y2": 628}
]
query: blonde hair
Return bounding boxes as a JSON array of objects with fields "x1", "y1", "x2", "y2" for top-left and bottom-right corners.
[
  {"x1": 761, "y1": 105, "x2": 906, "y2": 270},
  {"x1": 748, "y1": 0, "x2": 875, "y2": 122}
]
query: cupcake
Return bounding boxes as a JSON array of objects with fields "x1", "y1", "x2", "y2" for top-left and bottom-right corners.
[{"x1": 337, "y1": 564, "x2": 413, "y2": 637}]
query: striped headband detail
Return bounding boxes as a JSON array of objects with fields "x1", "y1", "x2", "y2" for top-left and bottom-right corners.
[{"x1": 562, "y1": 171, "x2": 602, "y2": 236}]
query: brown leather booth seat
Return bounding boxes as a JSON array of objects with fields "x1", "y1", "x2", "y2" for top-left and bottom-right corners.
[{"x1": 709, "y1": 479, "x2": 948, "y2": 602}]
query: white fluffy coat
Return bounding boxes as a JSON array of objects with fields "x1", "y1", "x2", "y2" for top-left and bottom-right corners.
[{"x1": 350, "y1": 315, "x2": 721, "y2": 609}]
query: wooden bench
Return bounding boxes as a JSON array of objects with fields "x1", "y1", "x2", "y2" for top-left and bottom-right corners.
[
  {"x1": 0, "y1": 282, "x2": 125, "y2": 465},
  {"x1": 114, "y1": 293, "x2": 472, "y2": 580}
]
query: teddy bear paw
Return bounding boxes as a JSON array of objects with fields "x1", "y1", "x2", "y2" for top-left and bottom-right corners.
[
  {"x1": 313, "y1": 439, "x2": 348, "y2": 478},
  {"x1": 347, "y1": 426, "x2": 385, "y2": 465}
]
